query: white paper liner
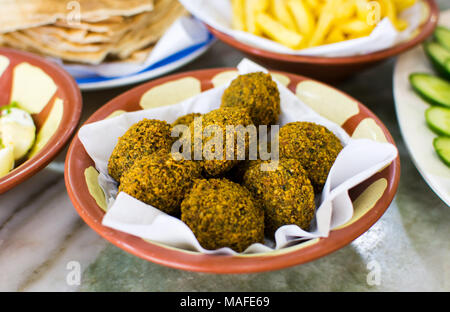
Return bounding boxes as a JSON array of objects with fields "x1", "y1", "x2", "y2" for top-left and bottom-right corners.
[
  {"x1": 178, "y1": 0, "x2": 424, "y2": 57},
  {"x1": 78, "y1": 59, "x2": 398, "y2": 255},
  {"x1": 53, "y1": 16, "x2": 211, "y2": 78}
]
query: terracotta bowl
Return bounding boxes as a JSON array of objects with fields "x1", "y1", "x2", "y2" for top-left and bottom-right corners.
[
  {"x1": 0, "y1": 48, "x2": 82, "y2": 194},
  {"x1": 206, "y1": 0, "x2": 439, "y2": 82},
  {"x1": 65, "y1": 68, "x2": 400, "y2": 274}
]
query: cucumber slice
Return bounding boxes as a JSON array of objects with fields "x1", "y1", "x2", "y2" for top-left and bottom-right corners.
[
  {"x1": 435, "y1": 26, "x2": 450, "y2": 51},
  {"x1": 433, "y1": 137, "x2": 450, "y2": 167},
  {"x1": 425, "y1": 106, "x2": 450, "y2": 136},
  {"x1": 409, "y1": 73, "x2": 450, "y2": 107},
  {"x1": 423, "y1": 41, "x2": 450, "y2": 79}
]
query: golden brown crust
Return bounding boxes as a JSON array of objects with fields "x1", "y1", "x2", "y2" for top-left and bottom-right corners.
[
  {"x1": 221, "y1": 72, "x2": 280, "y2": 126},
  {"x1": 242, "y1": 158, "x2": 315, "y2": 236},
  {"x1": 279, "y1": 122, "x2": 343, "y2": 192},
  {"x1": 108, "y1": 119, "x2": 174, "y2": 181},
  {"x1": 118, "y1": 151, "x2": 202, "y2": 215},
  {"x1": 172, "y1": 112, "x2": 202, "y2": 127},
  {"x1": 187, "y1": 107, "x2": 254, "y2": 177},
  {"x1": 181, "y1": 178, "x2": 264, "y2": 252}
]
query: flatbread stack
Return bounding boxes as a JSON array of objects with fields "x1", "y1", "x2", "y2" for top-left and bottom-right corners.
[{"x1": 0, "y1": 0, "x2": 188, "y2": 65}]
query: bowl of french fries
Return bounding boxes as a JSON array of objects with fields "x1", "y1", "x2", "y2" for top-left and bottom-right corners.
[{"x1": 181, "y1": 0, "x2": 439, "y2": 81}]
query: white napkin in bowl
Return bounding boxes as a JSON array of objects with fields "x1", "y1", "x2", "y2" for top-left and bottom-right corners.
[
  {"x1": 178, "y1": 0, "x2": 424, "y2": 57},
  {"x1": 78, "y1": 59, "x2": 398, "y2": 254}
]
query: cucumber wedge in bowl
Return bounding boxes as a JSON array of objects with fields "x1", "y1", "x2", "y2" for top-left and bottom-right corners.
[
  {"x1": 433, "y1": 137, "x2": 450, "y2": 167},
  {"x1": 425, "y1": 106, "x2": 450, "y2": 137},
  {"x1": 409, "y1": 73, "x2": 450, "y2": 108}
]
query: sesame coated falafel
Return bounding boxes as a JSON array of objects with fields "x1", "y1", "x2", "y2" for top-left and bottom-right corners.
[
  {"x1": 189, "y1": 107, "x2": 254, "y2": 177},
  {"x1": 279, "y1": 122, "x2": 343, "y2": 192},
  {"x1": 181, "y1": 178, "x2": 264, "y2": 252},
  {"x1": 242, "y1": 158, "x2": 315, "y2": 236},
  {"x1": 221, "y1": 72, "x2": 280, "y2": 126},
  {"x1": 118, "y1": 151, "x2": 202, "y2": 216},
  {"x1": 108, "y1": 119, "x2": 174, "y2": 182}
]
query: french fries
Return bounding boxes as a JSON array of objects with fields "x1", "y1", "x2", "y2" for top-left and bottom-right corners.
[
  {"x1": 325, "y1": 28, "x2": 345, "y2": 44},
  {"x1": 335, "y1": 0, "x2": 357, "y2": 22},
  {"x1": 231, "y1": 0, "x2": 246, "y2": 31},
  {"x1": 244, "y1": 0, "x2": 269, "y2": 35},
  {"x1": 230, "y1": 0, "x2": 417, "y2": 49},
  {"x1": 256, "y1": 13, "x2": 304, "y2": 49},
  {"x1": 287, "y1": 0, "x2": 315, "y2": 39},
  {"x1": 393, "y1": 0, "x2": 417, "y2": 12},
  {"x1": 270, "y1": 0, "x2": 297, "y2": 31},
  {"x1": 340, "y1": 19, "x2": 375, "y2": 37}
]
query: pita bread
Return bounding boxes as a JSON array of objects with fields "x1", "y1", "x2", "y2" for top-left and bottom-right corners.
[
  {"x1": 114, "y1": 1, "x2": 187, "y2": 58},
  {"x1": 128, "y1": 45, "x2": 156, "y2": 63},
  {"x1": 22, "y1": 28, "x2": 111, "y2": 52},
  {"x1": 53, "y1": 13, "x2": 145, "y2": 35},
  {"x1": 30, "y1": 26, "x2": 91, "y2": 42},
  {"x1": 103, "y1": 45, "x2": 156, "y2": 65},
  {"x1": 1, "y1": 32, "x2": 111, "y2": 64},
  {"x1": 0, "y1": 0, "x2": 188, "y2": 65},
  {"x1": 29, "y1": 25, "x2": 116, "y2": 44},
  {"x1": 0, "y1": 0, "x2": 154, "y2": 33}
]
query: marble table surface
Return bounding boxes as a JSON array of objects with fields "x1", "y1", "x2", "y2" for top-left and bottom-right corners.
[{"x1": 1, "y1": 2, "x2": 449, "y2": 292}]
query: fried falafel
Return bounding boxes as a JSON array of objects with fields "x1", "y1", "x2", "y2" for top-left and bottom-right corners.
[
  {"x1": 188, "y1": 107, "x2": 254, "y2": 177},
  {"x1": 118, "y1": 151, "x2": 202, "y2": 215},
  {"x1": 172, "y1": 112, "x2": 202, "y2": 127},
  {"x1": 279, "y1": 122, "x2": 343, "y2": 192},
  {"x1": 221, "y1": 72, "x2": 280, "y2": 126},
  {"x1": 242, "y1": 158, "x2": 315, "y2": 236},
  {"x1": 108, "y1": 119, "x2": 174, "y2": 182},
  {"x1": 181, "y1": 178, "x2": 264, "y2": 252}
]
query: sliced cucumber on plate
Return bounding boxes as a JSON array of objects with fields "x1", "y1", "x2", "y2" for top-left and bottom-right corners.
[
  {"x1": 425, "y1": 106, "x2": 450, "y2": 136},
  {"x1": 435, "y1": 26, "x2": 450, "y2": 51},
  {"x1": 409, "y1": 73, "x2": 450, "y2": 108},
  {"x1": 433, "y1": 137, "x2": 450, "y2": 167},
  {"x1": 409, "y1": 26, "x2": 450, "y2": 168},
  {"x1": 423, "y1": 41, "x2": 450, "y2": 79}
]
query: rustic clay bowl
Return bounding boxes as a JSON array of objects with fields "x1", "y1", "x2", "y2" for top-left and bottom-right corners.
[
  {"x1": 206, "y1": 0, "x2": 439, "y2": 82},
  {"x1": 65, "y1": 68, "x2": 400, "y2": 274},
  {"x1": 0, "y1": 48, "x2": 82, "y2": 194}
]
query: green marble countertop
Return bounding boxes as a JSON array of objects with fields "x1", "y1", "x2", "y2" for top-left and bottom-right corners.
[{"x1": 0, "y1": 1, "x2": 448, "y2": 292}]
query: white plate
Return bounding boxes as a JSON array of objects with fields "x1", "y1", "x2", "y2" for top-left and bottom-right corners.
[
  {"x1": 393, "y1": 9, "x2": 450, "y2": 206},
  {"x1": 74, "y1": 34, "x2": 215, "y2": 91}
]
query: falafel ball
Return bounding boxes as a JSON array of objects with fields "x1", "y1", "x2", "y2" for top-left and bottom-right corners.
[
  {"x1": 172, "y1": 112, "x2": 202, "y2": 127},
  {"x1": 172, "y1": 113, "x2": 203, "y2": 140},
  {"x1": 221, "y1": 72, "x2": 280, "y2": 126},
  {"x1": 181, "y1": 178, "x2": 264, "y2": 252},
  {"x1": 108, "y1": 119, "x2": 174, "y2": 182},
  {"x1": 118, "y1": 151, "x2": 202, "y2": 215},
  {"x1": 242, "y1": 158, "x2": 315, "y2": 236},
  {"x1": 279, "y1": 122, "x2": 343, "y2": 192},
  {"x1": 188, "y1": 107, "x2": 254, "y2": 177}
]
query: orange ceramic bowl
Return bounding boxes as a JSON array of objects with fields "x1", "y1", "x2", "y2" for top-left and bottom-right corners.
[
  {"x1": 65, "y1": 68, "x2": 400, "y2": 274},
  {"x1": 206, "y1": 0, "x2": 439, "y2": 81},
  {"x1": 0, "y1": 48, "x2": 82, "y2": 194}
]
